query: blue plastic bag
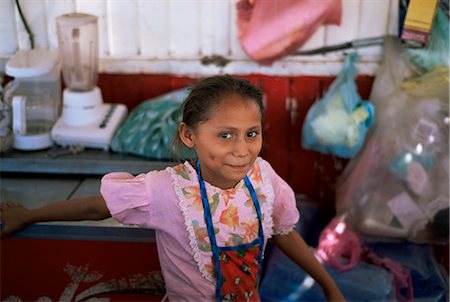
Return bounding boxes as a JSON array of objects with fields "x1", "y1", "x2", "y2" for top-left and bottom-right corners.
[{"x1": 301, "y1": 53, "x2": 374, "y2": 158}]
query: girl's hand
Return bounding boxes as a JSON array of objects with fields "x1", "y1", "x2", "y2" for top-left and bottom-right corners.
[
  {"x1": 0, "y1": 202, "x2": 31, "y2": 237},
  {"x1": 1, "y1": 196, "x2": 110, "y2": 238}
]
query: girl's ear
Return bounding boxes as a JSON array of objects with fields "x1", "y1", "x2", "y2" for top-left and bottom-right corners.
[{"x1": 178, "y1": 122, "x2": 195, "y2": 148}]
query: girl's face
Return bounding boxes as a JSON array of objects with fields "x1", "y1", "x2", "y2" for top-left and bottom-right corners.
[{"x1": 180, "y1": 94, "x2": 263, "y2": 189}]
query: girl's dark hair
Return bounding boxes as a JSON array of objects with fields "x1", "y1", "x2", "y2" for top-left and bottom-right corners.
[
  {"x1": 182, "y1": 75, "x2": 264, "y2": 127},
  {"x1": 172, "y1": 75, "x2": 264, "y2": 161}
]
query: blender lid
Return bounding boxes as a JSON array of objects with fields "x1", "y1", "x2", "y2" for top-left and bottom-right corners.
[
  {"x1": 56, "y1": 13, "x2": 98, "y2": 27},
  {"x1": 6, "y1": 49, "x2": 60, "y2": 78}
]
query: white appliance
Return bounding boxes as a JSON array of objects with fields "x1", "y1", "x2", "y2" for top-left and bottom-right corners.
[
  {"x1": 5, "y1": 49, "x2": 61, "y2": 151},
  {"x1": 51, "y1": 12, "x2": 127, "y2": 150}
]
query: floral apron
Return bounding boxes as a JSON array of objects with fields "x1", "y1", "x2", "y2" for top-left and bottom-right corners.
[{"x1": 196, "y1": 161, "x2": 264, "y2": 302}]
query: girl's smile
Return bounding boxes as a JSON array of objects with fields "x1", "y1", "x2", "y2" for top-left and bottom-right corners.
[
  {"x1": 180, "y1": 93, "x2": 263, "y2": 189},
  {"x1": 226, "y1": 163, "x2": 250, "y2": 172}
]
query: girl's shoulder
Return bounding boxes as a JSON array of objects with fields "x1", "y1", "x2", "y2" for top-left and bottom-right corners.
[
  {"x1": 102, "y1": 168, "x2": 175, "y2": 198},
  {"x1": 166, "y1": 161, "x2": 197, "y2": 183},
  {"x1": 253, "y1": 157, "x2": 293, "y2": 192},
  {"x1": 254, "y1": 156, "x2": 276, "y2": 171},
  {"x1": 252, "y1": 157, "x2": 277, "y2": 182}
]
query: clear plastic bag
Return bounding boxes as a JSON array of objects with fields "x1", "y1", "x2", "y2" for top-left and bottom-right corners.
[
  {"x1": 335, "y1": 37, "x2": 449, "y2": 243},
  {"x1": 302, "y1": 53, "x2": 375, "y2": 158}
]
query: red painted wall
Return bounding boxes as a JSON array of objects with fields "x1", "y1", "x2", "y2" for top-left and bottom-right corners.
[{"x1": 97, "y1": 73, "x2": 374, "y2": 206}]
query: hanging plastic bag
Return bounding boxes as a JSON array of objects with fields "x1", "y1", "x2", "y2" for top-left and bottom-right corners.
[
  {"x1": 301, "y1": 53, "x2": 375, "y2": 158},
  {"x1": 111, "y1": 88, "x2": 189, "y2": 160},
  {"x1": 236, "y1": 0, "x2": 342, "y2": 65},
  {"x1": 335, "y1": 36, "x2": 449, "y2": 243}
]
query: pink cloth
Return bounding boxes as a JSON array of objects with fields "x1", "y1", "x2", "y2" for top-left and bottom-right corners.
[
  {"x1": 317, "y1": 217, "x2": 413, "y2": 302},
  {"x1": 317, "y1": 217, "x2": 362, "y2": 271},
  {"x1": 100, "y1": 157, "x2": 299, "y2": 301},
  {"x1": 237, "y1": 0, "x2": 342, "y2": 65}
]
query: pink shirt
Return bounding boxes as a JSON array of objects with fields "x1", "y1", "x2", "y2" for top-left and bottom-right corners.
[{"x1": 100, "y1": 157, "x2": 299, "y2": 301}]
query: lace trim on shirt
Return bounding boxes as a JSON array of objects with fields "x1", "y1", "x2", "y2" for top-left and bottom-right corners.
[
  {"x1": 257, "y1": 159, "x2": 275, "y2": 245},
  {"x1": 273, "y1": 224, "x2": 296, "y2": 236},
  {"x1": 167, "y1": 164, "x2": 215, "y2": 283}
]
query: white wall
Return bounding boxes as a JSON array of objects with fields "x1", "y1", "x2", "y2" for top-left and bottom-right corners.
[{"x1": 0, "y1": 0, "x2": 398, "y2": 76}]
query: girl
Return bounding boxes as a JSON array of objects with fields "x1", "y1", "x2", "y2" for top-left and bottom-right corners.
[{"x1": 0, "y1": 75, "x2": 345, "y2": 302}]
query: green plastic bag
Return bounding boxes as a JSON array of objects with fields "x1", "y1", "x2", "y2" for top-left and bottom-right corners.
[{"x1": 111, "y1": 88, "x2": 189, "y2": 160}]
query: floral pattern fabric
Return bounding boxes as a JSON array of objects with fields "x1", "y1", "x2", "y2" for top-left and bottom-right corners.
[{"x1": 169, "y1": 158, "x2": 275, "y2": 282}]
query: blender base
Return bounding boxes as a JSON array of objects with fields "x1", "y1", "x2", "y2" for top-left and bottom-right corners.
[
  {"x1": 14, "y1": 133, "x2": 53, "y2": 151},
  {"x1": 51, "y1": 103, "x2": 127, "y2": 150}
]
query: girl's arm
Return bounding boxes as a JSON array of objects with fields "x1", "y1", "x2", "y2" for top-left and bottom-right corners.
[
  {"x1": 271, "y1": 230, "x2": 346, "y2": 302},
  {"x1": 0, "y1": 196, "x2": 111, "y2": 237}
]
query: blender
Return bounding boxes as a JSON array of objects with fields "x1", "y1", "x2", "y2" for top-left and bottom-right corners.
[{"x1": 51, "y1": 13, "x2": 127, "y2": 150}]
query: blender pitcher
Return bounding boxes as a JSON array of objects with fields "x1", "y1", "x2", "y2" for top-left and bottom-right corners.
[
  {"x1": 5, "y1": 49, "x2": 61, "y2": 150},
  {"x1": 57, "y1": 13, "x2": 98, "y2": 92},
  {"x1": 56, "y1": 13, "x2": 101, "y2": 126}
]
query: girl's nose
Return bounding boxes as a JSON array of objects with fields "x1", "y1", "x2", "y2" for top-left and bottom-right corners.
[{"x1": 233, "y1": 138, "x2": 249, "y2": 157}]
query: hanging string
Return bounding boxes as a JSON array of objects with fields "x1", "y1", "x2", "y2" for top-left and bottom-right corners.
[{"x1": 15, "y1": 0, "x2": 34, "y2": 49}]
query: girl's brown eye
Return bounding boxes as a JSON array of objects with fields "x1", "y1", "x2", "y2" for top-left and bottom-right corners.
[
  {"x1": 247, "y1": 131, "x2": 258, "y2": 138},
  {"x1": 220, "y1": 132, "x2": 232, "y2": 139}
]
